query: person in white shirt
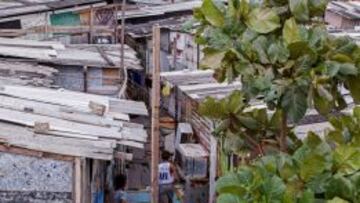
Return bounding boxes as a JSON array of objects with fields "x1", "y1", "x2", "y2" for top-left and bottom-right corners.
[{"x1": 159, "y1": 151, "x2": 177, "y2": 203}]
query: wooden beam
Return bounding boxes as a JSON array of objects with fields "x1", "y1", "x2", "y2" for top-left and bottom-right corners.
[
  {"x1": 89, "y1": 5, "x2": 94, "y2": 44},
  {"x1": 209, "y1": 136, "x2": 217, "y2": 203},
  {"x1": 82, "y1": 159, "x2": 91, "y2": 203},
  {"x1": 0, "y1": 144, "x2": 74, "y2": 162},
  {"x1": 151, "y1": 25, "x2": 161, "y2": 203}
]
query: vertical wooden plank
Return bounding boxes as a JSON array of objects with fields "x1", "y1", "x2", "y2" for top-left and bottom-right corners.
[
  {"x1": 209, "y1": 136, "x2": 217, "y2": 203},
  {"x1": 196, "y1": 44, "x2": 200, "y2": 70},
  {"x1": 114, "y1": 5, "x2": 118, "y2": 44},
  {"x1": 172, "y1": 33, "x2": 177, "y2": 71},
  {"x1": 89, "y1": 6, "x2": 94, "y2": 44},
  {"x1": 82, "y1": 159, "x2": 91, "y2": 203},
  {"x1": 151, "y1": 25, "x2": 161, "y2": 203},
  {"x1": 45, "y1": 12, "x2": 49, "y2": 39},
  {"x1": 83, "y1": 66, "x2": 88, "y2": 93},
  {"x1": 120, "y1": 0, "x2": 126, "y2": 69},
  {"x1": 74, "y1": 157, "x2": 82, "y2": 203},
  {"x1": 119, "y1": 0, "x2": 127, "y2": 98}
]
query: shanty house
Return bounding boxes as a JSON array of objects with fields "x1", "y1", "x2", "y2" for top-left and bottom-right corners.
[
  {"x1": 0, "y1": 85, "x2": 148, "y2": 202},
  {"x1": 325, "y1": 1, "x2": 360, "y2": 29}
]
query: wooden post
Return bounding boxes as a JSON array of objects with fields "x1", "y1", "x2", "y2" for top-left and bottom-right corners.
[
  {"x1": 89, "y1": 5, "x2": 94, "y2": 44},
  {"x1": 83, "y1": 66, "x2": 88, "y2": 93},
  {"x1": 172, "y1": 34, "x2": 177, "y2": 71},
  {"x1": 74, "y1": 157, "x2": 82, "y2": 203},
  {"x1": 118, "y1": 0, "x2": 127, "y2": 98},
  {"x1": 120, "y1": 0, "x2": 126, "y2": 69},
  {"x1": 45, "y1": 12, "x2": 49, "y2": 39},
  {"x1": 82, "y1": 159, "x2": 91, "y2": 203},
  {"x1": 114, "y1": 5, "x2": 118, "y2": 44},
  {"x1": 209, "y1": 136, "x2": 217, "y2": 203},
  {"x1": 151, "y1": 25, "x2": 161, "y2": 203},
  {"x1": 197, "y1": 44, "x2": 200, "y2": 70}
]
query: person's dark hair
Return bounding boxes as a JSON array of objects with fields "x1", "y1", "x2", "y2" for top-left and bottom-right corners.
[
  {"x1": 161, "y1": 150, "x2": 172, "y2": 161},
  {"x1": 114, "y1": 174, "x2": 127, "y2": 190}
]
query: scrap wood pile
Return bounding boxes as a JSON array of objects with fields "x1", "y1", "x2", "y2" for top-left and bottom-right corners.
[{"x1": 0, "y1": 85, "x2": 148, "y2": 160}]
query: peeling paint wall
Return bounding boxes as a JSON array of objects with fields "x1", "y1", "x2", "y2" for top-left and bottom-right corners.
[{"x1": 0, "y1": 152, "x2": 73, "y2": 202}]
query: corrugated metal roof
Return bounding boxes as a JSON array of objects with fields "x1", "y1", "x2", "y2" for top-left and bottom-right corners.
[{"x1": 0, "y1": 0, "x2": 105, "y2": 19}]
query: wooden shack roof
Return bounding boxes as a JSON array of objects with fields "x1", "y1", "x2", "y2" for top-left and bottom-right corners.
[
  {"x1": 123, "y1": 1, "x2": 199, "y2": 38},
  {"x1": 0, "y1": 0, "x2": 105, "y2": 19},
  {"x1": 126, "y1": 16, "x2": 193, "y2": 38},
  {"x1": 0, "y1": 85, "x2": 148, "y2": 160},
  {"x1": 161, "y1": 70, "x2": 241, "y2": 101},
  {"x1": 0, "y1": 37, "x2": 142, "y2": 69},
  {"x1": 121, "y1": 1, "x2": 201, "y2": 20}
]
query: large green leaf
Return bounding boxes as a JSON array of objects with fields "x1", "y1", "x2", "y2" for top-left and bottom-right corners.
[
  {"x1": 199, "y1": 97, "x2": 226, "y2": 119},
  {"x1": 325, "y1": 175, "x2": 355, "y2": 201},
  {"x1": 207, "y1": 28, "x2": 233, "y2": 49},
  {"x1": 237, "y1": 115, "x2": 259, "y2": 130},
  {"x1": 347, "y1": 75, "x2": 360, "y2": 104},
  {"x1": 200, "y1": 49, "x2": 225, "y2": 70},
  {"x1": 299, "y1": 153, "x2": 328, "y2": 182},
  {"x1": 245, "y1": 8, "x2": 280, "y2": 34},
  {"x1": 268, "y1": 41, "x2": 289, "y2": 64},
  {"x1": 216, "y1": 171, "x2": 252, "y2": 194},
  {"x1": 217, "y1": 194, "x2": 246, "y2": 203},
  {"x1": 326, "y1": 197, "x2": 350, "y2": 203},
  {"x1": 252, "y1": 36, "x2": 270, "y2": 64},
  {"x1": 281, "y1": 85, "x2": 308, "y2": 123},
  {"x1": 313, "y1": 86, "x2": 334, "y2": 116},
  {"x1": 261, "y1": 175, "x2": 286, "y2": 202},
  {"x1": 299, "y1": 189, "x2": 315, "y2": 203},
  {"x1": 288, "y1": 41, "x2": 316, "y2": 61},
  {"x1": 334, "y1": 146, "x2": 360, "y2": 175},
  {"x1": 309, "y1": 0, "x2": 329, "y2": 17},
  {"x1": 228, "y1": 0, "x2": 240, "y2": 20},
  {"x1": 289, "y1": 0, "x2": 310, "y2": 22},
  {"x1": 201, "y1": 0, "x2": 225, "y2": 27},
  {"x1": 306, "y1": 172, "x2": 332, "y2": 194},
  {"x1": 227, "y1": 90, "x2": 245, "y2": 114},
  {"x1": 283, "y1": 18, "x2": 301, "y2": 45}
]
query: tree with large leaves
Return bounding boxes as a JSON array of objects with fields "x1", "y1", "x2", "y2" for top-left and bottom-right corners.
[{"x1": 194, "y1": 0, "x2": 360, "y2": 202}]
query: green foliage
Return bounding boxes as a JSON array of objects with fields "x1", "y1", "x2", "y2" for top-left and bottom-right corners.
[
  {"x1": 194, "y1": 0, "x2": 360, "y2": 202},
  {"x1": 215, "y1": 108, "x2": 360, "y2": 202},
  {"x1": 195, "y1": 0, "x2": 359, "y2": 124}
]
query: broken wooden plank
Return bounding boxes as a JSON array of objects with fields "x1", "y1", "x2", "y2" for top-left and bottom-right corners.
[
  {"x1": 0, "y1": 144, "x2": 75, "y2": 162},
  {"x1": 0, "y1": 37, "x2": 65, "y2": 50},
  {"x1": 0, "y1": 120, "x2": 139, "y2": 158},
  {"x1": 0, "y1": 107, "x2": 147, "y2": 142},
  {"x1": 117, "y1": 140, "x2": 144, "y2": 149},
  {"x1": 109, "y1": 99, "x2": 149, "y2": 116}
]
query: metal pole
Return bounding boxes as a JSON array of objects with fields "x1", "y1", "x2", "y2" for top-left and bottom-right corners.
[{"x1": 151, "y1": 25, "x2": 161, "y2": 203}]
